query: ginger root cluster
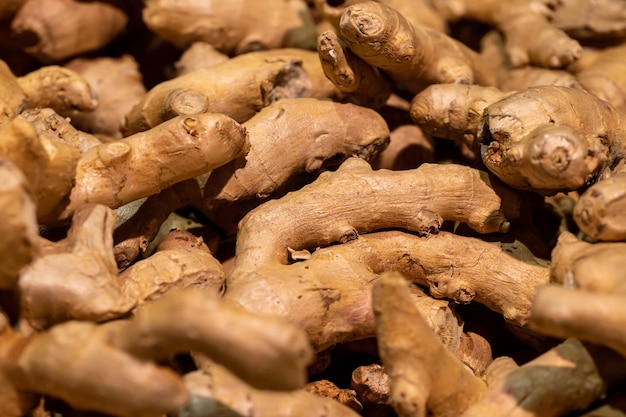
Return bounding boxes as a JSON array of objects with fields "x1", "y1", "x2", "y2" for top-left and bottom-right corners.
[{"x1": 0, "y1": 0, "x2": 626, "y2": 416}]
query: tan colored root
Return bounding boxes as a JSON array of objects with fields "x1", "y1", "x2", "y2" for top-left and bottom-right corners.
[
  {"x1": 460, "y1": 339, "x2": 606, "y2": 417},
  {"x1": 370, "y1": 124, "x2": 434, "y2": 170},
  {"x1": 0, "y1": 115, "x2": 80, "y2": 223},
  {"x1": 202, "y1": 98, "x2": 390, "y2": 234},
  {"x1": 373, "y1": 272, "x2": 486, "y2": 417},
  {"x1": 0, "y1": 159, "x2": 38, "y2": 289},
  {"x1": 304, "y1": 380, "x2": 363, "y2": 412},
  {"x1": 19, "y1": 204, "x2": 134, "y2": 330},
  {"x1": 142, "y1": 0, "x2": 315, "y2": 53},
  {"x1": 119, "y1": 230, "x2": 225, "y2": 309},
  {"x1": 0, "y1": 60, "x2": 27, "y2": 124},
  {"x1": 551, "y1": 0, "x2": 626, "y2": 44},
  {"x1": 550, "y1": 231, "x2": 626, "y2": 292},
  {"x1": 63, "y1": 113, "x2": 248, "y2": 219},
  {"x1": 10, "y1": 0, "x2": 128, "y2": 62},
  {"x1": 65, "y1": 55, "x2": 147, "y2": 138},
  {"x1": 479, "y1": 86, "x2": 625, "y2": 193},
  {"x1": 530, "y1": 285, "x2": 626, "y2": 357},
  {"x1": 174, "y1": 42, "x2": 229, "y2": 76},
  {"x1": 410, "y1": 83, "x2": 513, "y2": 154},
  {"x1": 574, "y1": 172, "x2": 626, "y2": 241},
  {"x1": 19, "y1": 107, "x2": 103, "y2": 154},
  {"x1": 112, "y1": 288, "x2": 314, "y2": 391},
  {"x1": 351, "y1": 363, "x2": 390, "y2": 406},
  {"x1": 336, "y1": 1, "x2": 495, "y2": 95},
  {"x1": 17, "y1": 65, "x2": 97, "y2": 114},
  {"x1": 317, "y1": 30, "x2": 392, "y2": 108},
  {"x1": 123, "y1": 51, "x2": 314, "y2": 134},
  {"x1": 182, "y1": 363, "x2": 362, "y2": 417},
  {"x1": 233, "y1": 158, "x2": 512, "y2": 268}
]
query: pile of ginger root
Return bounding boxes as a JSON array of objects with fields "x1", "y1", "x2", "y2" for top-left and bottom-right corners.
[{"x1": 2, "y1": 0, "x2": 626, "y2": 416}]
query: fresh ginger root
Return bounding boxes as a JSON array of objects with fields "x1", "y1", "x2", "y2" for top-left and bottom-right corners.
[
  {"x1": 0, "y1": 159, "x2": 38, "y2": 289},
  {"x1": 317, "y1": 29, "x2": 393, "y2": 108},
  {"x1": 550, "y1": 0, "x2": 626, "y2": 44},
  {"x1": 432, "y1": 0, "x2": 582, "y2": 68},
  {"x1": 181, "y1": 362, "x2": 361, "y2": 417},
  {"x1": 373, "y1": 272, "x2": 486, "y2": 417},
  {"x1": 305, "y1": 380, "x2": 363, "y2": 412},
  {"x1": 334, "y1": 1, "x2": 495, "y2": 95},
  {"x1": 142, "y1": 0, "x2": 316, "y2": 54},
  {"x1": 460, "y1": 339, "x2": 606, "y2": 417},
  {"x1": 0, "y1": 60, "x2": 27, "y2": 124},
  {"x1": 62, "y1": 112, "x2": 249, "y2": 220},
  {"x1": 64, "y1": 55, "x2": 147, "y2": 138},
  {"x1": 1, "y1": 289, "x2": 314, "y2": 416},
  {"x1": 123, "y1": 51, "x2": 314, "y2": 135},
  {"x1": 174, "y1": 42, "x2": 230, "y2": 76},
  {"x1": 10, "y1": 0, "x2": 128, "y2": 62},
  {"x1": 202, "y1": 98, "x2": 390, "y2": 234}
]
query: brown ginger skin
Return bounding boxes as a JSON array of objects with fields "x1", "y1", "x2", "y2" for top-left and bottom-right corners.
[
  {"x1": 123, "y1": 52, "x2": 313, "y2": 135},
  {"x1": 10, "y1": 0, "x2": 128, "y2": 62},
  {"x1": 373, "y1": 272, "x2": 486, "y2": 417},
  {"x1": 62, "y1": 113, "x2": 249, "y2": 220},
  {"x1": 550, "y1": 0, "x2": 626, "y2": 44},
  {"x1": 202, "y1": 98, "x2": 390, "y2": 234},
  {"x1": 142, "y1": 0, "x2": 315, "y2": 54},
  {"x1": 0, "y1": 60, "x2": 27, "y2": 124},
  {"x1": 460, "y1": 339, "x2": 606, "y2": 417},
  {"x1": 336, "y1": 1, "x2": 495, "y2": 95},
  {"x1": 174, "y1": 42, "x2": 230, "y2": 76}
]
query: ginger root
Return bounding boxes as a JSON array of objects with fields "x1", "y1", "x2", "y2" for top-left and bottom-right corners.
[{"x1": 373, "y1": 272, "x2": 486, "y2": 417}]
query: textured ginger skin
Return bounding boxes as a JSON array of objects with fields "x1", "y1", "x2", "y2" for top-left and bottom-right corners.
[
  {"x1": 0, "y1": 116, "x2": 80, "y2": 223},
  {"x1": 203, "y1": 98, "x2": 390, "y2": 233},
  {"x1": 65, "y1": 55, "x2": 147, "y2": 138},
  {"x1": 551, "y1": 0, "x2": 626, "y2": 43},
  {"x1": 63, "y1": 113, "x2": 249, "y2": 219},
  {"x1": 0, "y1": 160, "x2": 38, "y2": 289},
  {"x1": 574, "y1": 172, "x2": 626, "y2": 241},
  {"x1": 174, "y1": 42, "x2": 230, "y2": 76},
  {"x1": 123, "y1": 52, "x2": 313, "y2": 135},
  {"x1": 373, "y1": 272, "x2": 486, "y2": 417},
  {"x1": 480, "y1": 86, "x2": 625, "y2": 193},
  {"x1": 16, "y1": 65, "x2": 97, "y2": 114},
  {"x1": 317, "y1": 30, "x2": 393, "y2": 108},
  {"x1": 19, "y1": 204, "x2": 134, "y2": 330},
  {"x1": 182, "y1": 363, "x2": 362, "y2": 417},
  {"x1": 336, "y1": 1, "x2": 495, "y2": 95},
  {"x1": 460, "y1": 339, "x2": 606, "y2": 417},
  {"x1": 142, "y1": 0, "x2": 313, "y2": 54},
  {"x1": 10, "y1": 0, "x2": 128, "y2": 62}
]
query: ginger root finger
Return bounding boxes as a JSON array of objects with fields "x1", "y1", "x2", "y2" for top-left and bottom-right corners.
[
  {"x1": 574, "y1": 172, "x2": 626, "y2": 241},
  {"x1": 63, "y1": 112, "x2": 248, "y2": 219},
  {"x1": 337, "y1": 1, "x2": 494, "y2": 95},
  {"x1": 65, "y1": 55, "x2": 147, "y2": 138},
  {"x1": 142, "y1": 0, "x2": 314, "y2": 54},
  {"x1": 174, "y1": 42, "x2": 230, "y2": 76},
  {"x1": 19, "y1": 204, "x2": 134, "y2": 330},
  {"x1": 180, "y1": 363, "x2": 362, "y2": 417},
  {"x1": 112, "y1": 288, "x2": 313, "y2": 391},
  {"x1": 5, "y1": 321, "x2": 189, "y2": 417},
  {"x1": 317, "y1": 29, "x2": 393, "y2": 108},
  {"x1": 529, "y1": 285, "x2": 626, "y2": 357},
  {"x1": 479, "y1": 86, "x2": 624, "y2": 193},
  {"x1": 17, "y1": 65, "x2": 97, "y2": 114},
  {"x1": 10, "y1": 0, "x2": 128, "y2": 63},
  {"x1": 0, "y1": 159, "x2": 38, "y2": 289},
  {"x1": 460, "y1": 339, "x2": 606, "y2": 417},
  {"x1": 550, "y1": 231, "x2": 626, "y2": 293},
  {"x1": 203, "y1": 98, "x2": 390, "y2": 234},
  {"x1": 233, "y1": 157, "x2": 512, "y2": 268},
  {"x1": 373, "y1": 272, "x2": 486, "y2": 417},
  {"x1": 123, "y1": 51, "x2": 313, "y2": 134}
]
